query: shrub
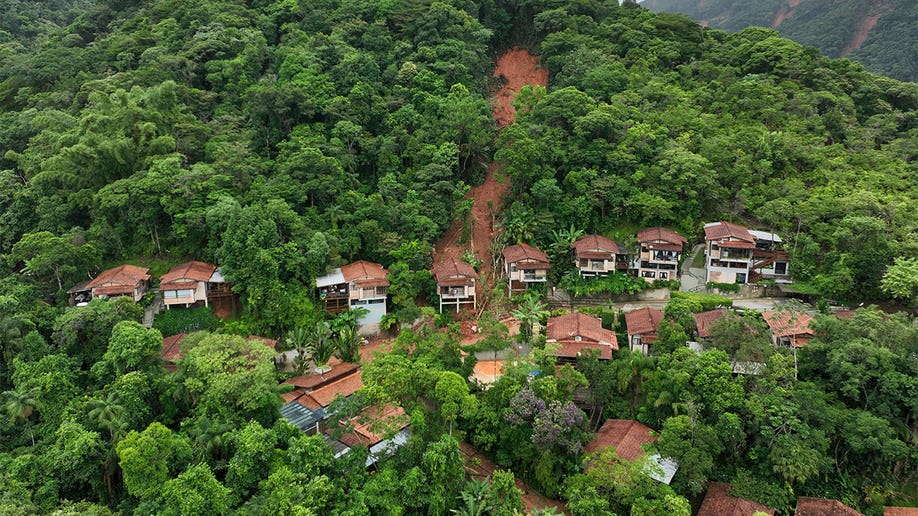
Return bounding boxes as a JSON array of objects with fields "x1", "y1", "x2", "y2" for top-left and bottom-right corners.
[
  {"x1": 706, "y1": 281, "x2": 740, "y2": 293},
  {"x1": 153, "y1": 306, "x2": 222, "y2": 336}
]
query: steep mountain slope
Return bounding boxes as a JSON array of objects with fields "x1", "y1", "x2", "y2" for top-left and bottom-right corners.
[{"x1": 641, "y1": 0, "x2": 917, "y2": 82}]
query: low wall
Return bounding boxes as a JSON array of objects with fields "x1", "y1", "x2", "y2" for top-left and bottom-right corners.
[{"x1": 708, "y1": 284, "x2": 783, "y2": 299}]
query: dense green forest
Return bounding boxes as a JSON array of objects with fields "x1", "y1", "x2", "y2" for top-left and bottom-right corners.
[
  {"x1": 641, "y1": 0, "x2": 918, "y2": 82},
  {"x1": 1, "y1": 0, "x2": 916, "y2": 514}
]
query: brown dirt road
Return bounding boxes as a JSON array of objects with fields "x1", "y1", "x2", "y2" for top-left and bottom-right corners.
[{"x1": 432, "y1": 48, "x2": 549, "y2": 316}]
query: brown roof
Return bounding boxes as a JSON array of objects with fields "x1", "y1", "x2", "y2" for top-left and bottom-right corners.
[
  {"x1": 502, "y1": 243, "x2": 550, "y2": 266},
  {"x1": 762, "y1": 310, "x2": 815, "y2": 339},
  {"x1": 335, "y1": 404, "x2": 408, "y2": 448},
  {"x1": 625, "y1": 307, "x2": 664, "y2": 336},
  {"x1": 795, "y1": 497, "x2": 863, "y2": 516},
  {"x1": 885, "y1": 508, "x2": 918, "y2": 516},
  {"x1": 283, "y1": 362, "x2": 360, "y2": 390},
  {"x1": 281, "y1": 388, "x2": 308, "y2": 404},
  {"x1": 637, "y1": 227, "x2": 687, "y2": 246},
  {"x1": 433, "y1": 258, "x2": 479, "y2": 283},
  {"x1": 698, "y1": 482, "x2": 776, "y2": 516},
  {"x1": 93, "y1": 285, "x2": 136, "y2": 296},
  {"x1": 160, "y1": 261, "x2": 216, "y2": 286},
  {"x1": 584, "y1": 419, "x2": 656, "y2": 460},
  {"x1": 694, "y1": 309, "x2": 728, "y2": 339},
  {"x1": 341, "y1": 260, "x2": 389, "y2": 284},
  {"x1": 87, "y1": 264, "x2": 151, "y2": 289},
  {"x1": 160, "y1": 333, "x2": 189, "y2": 363},
  {"x1": 553, "y1": 341, "x2": 615, "y2": 360},
  {"x1": 309, "y1": 370, "x2": 363, "y2": 407},
  {"x1": 704, "y1": 221, "x2": 755, "y2": 243},
  {"x1": 572, "y1": 234, "x2": 627, "y2": 256},
  {"x1": 546, "y1": 313, "x2": 617, "y2": 347}
]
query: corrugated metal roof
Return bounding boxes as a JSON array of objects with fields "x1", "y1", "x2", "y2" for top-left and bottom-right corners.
[
  {"x1": 316, "y1": 268, "x2": 346, "y2": 288},
  {"x1": 280, "y1": 401, "x2": 325, "y2": 432}
]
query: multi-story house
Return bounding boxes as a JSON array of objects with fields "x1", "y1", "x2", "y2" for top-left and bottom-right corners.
[
  {"x1": 635, "y1": 227, "x2": 686, "y2": 280},
  {"x1": 433, "y1": 258, "x2": 478, "y2": 313},
  {"x1": 502, "y1": 243, "x2": 550, "y2": 296},
  {"x1": 316, "y1": 260, "x2": 389, "y2": 325},
  {"x1": 571, "y1": 235, "x2": 629, "y2": 278}
]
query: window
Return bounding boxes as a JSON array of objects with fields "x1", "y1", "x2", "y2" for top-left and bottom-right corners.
[{"x1": 659, "y1": 272, "x2": 668, "y2": 279}]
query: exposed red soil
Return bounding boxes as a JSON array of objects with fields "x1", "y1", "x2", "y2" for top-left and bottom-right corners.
[
  {"x1": 460, "y1": 442, "x2": 569, "y2": 514},
  {"x1": 841, "y1": 1, "x2": 891, "y2": 57},
  {"x1": 492, "y1": 48, "x2": 550, "y2": 128},
  {"x1": 771, "y1": 0, "x2": 800, "y2": 28},
  {"x1": 432, "y1": 48, "x2": 549, "y2": 322}
]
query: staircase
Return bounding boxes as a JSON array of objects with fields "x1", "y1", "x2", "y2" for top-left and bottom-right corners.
[{"x1": 143, "y1": 291, "x2": 163, "y2": 328}]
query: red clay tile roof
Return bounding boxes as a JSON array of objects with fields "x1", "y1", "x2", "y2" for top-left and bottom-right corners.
[
  {"x1": 572, "y1": 234, "x2": 627, "y2": 256},
  {"x1": 637, "y1": 227, "x2": 687, "y2": 246},
  {"x1": 340, "y1": 260, "x2": 389, "y2": 285},
  {"x1": 92, "y1": 285, "x2": 137, "y2": 296},
  {"x1": 704, "y1": 221, "x2": 755, "y2": 243},
  {"x1": 87, "y1": 264, "x2": 151, "y2": 289},
  {"x1": 795, "y1": 497, "x2": 863, "y2": 516},
  {"x1": 160, "y1": 261, "x2": 216, "y2": 286},
  {"x1": 584, "y1": 419, "x2": 656, "y2": 460},
  {"x1": 160, "y1": 333, "x2": 188, "y2": 363},
  {"x1": 698, "y1": 482, "x2": 776, "y2": 516},
  {"x1": 625, "y1": 307, "x2": 664, "y2": 336},
  {"x1": 762, "y1": 310, "x2": 815, "y2": 338},
  {"x1": 885, "y1": 508, "x2": 918, "y2": 516},
  {"x1": 694, "y1": 309, "x2": 728, "y2": 339},
  {"x1": 433, "y1": 258, "x2": 479, "y2": 283},
  {"x1": 553, "y1": 341, "x2": 615, "y2": 360},
  {"x1": 335, "y1": 404, "x2": 408, "y2": 448},
  {"x1": 834, "y1": 310, "x2": 857, "y2": 319},
  {"x1": 310, "y1": 370, "x2": 363, "y2": 407},
  {"x1": 281, "y1": 388, "x2": 308, "y2": 404},
  {"x1": 546, "y1": 313, "x2": 617, "y2": 347},
  {"x1": 502, "y1": 243, "x2": 550, "y2": 266},
  {"x1": 283, "y1": 362, "x2": 360, "y2": 390}
]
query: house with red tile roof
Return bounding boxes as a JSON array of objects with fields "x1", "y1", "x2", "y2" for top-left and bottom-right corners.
[
  {"x1": 433, "y1": 258, "x2": 479, "y2": 313},
  {"x1": 625, "y1": 307, "x2": 664, "y2": 355},
  {"x1": 762, "y1": 310, "x2": 815, "y2": 348},
  {"x1": 330, "y1": 404, "x2": 411, "y2": 467},
  {"x1": 795, "y1": 497, "x2": 863, "y2": 516},
  {"x1": 584, "y1": 419, "x2": 678, "y2": 484},
  {"x1": 693, "y1": 309, "x2": 729, "y2": 340},
  {"x1": 698, "y1": 482, "x2": 775, "y2": 516},
  {"x1": 502, "y1": 243, "x2": 550, "y2": 296},
  {"x1": 704, "y1": 221, "x2": 757, "y2": 285},
  {"x1": 571, "y1": 235, "x2": 628, "y2": 278},
  {"x1": 82, "y1": 264, "x2": 151, "y2": 302},
  {"x1": 704, "y1": 222, "x2": 790, "y2": 285},
  {"x1": 315, "y1": 260, "x2": 389, "y2": 327},
  {"x1": 160, "y1": 261, "x2": 228, "y2": 309},
  {"x1": 635, "y1": 227, "x2": 686, "y2": 281},
  {"x1": 545, "y1": 312, "x2": 618, "y2": 361}
]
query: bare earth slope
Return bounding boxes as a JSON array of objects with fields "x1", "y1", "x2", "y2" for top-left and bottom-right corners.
[{"x1": 432, "y1": 48, "x2": 549, "y2": 311}]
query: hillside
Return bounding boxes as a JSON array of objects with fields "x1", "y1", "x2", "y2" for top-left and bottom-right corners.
[
  {"x1": 641, "y1": 0, "x2": 918, "y2": 82},
  {"x1": 1, "y1": 0, "x2": 917, "y2": 514}
]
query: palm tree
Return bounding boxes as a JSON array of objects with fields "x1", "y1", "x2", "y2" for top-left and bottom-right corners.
[
  {"x1": 2, "y1": 387, "x2": 41, "y2": 445},
  {"x1": 87, "y1": 393, "x2": 127, "y2": 441},
  {"x1": 550, "y1": 224, "x2": 584, "y2": 253},
  {"x1": 334, "y1": 325, "x2": 363, "y2": 364},
  {"x1": 309, "y1": 321, "x2": 335, "y2": 373},
  {"x1": 510, "y1": 294, "x2": 550, "y2": 343},
  {"x1": 451, "y1": 478, "x2": 491, "y2": 516}
]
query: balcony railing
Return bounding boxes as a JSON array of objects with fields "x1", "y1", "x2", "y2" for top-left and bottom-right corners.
[{"x1": 440, "y1": 288, "x2": 470, "y2": 298}]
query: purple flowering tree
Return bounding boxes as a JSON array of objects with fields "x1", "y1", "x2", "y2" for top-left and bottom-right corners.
[{"x1": 505, "y1": 388, "x2": 588, "y2": 455}]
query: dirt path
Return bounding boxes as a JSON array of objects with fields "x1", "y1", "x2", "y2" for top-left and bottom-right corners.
[{"x1": 433, "y1": 48, "x2": 549, "y2": 317}]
